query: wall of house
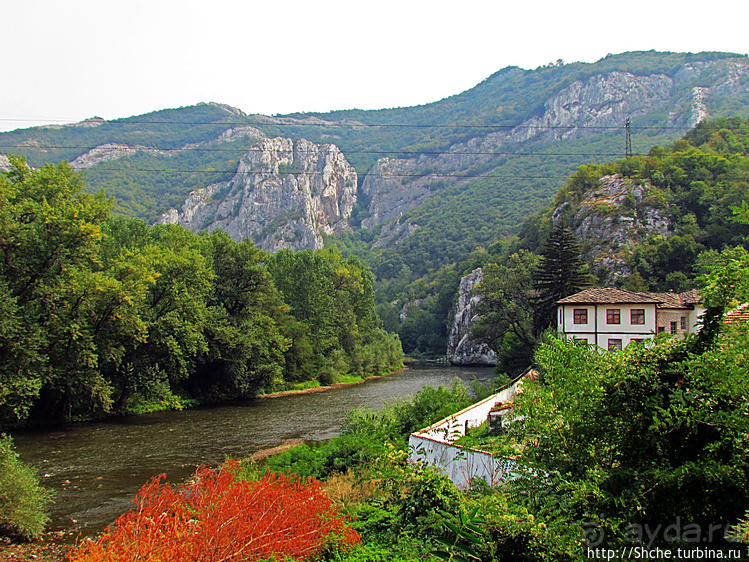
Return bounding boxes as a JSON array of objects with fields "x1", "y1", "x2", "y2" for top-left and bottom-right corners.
[
  {"x1": 558, "y1": 303, "x2": 657, "y2": 349},
  {"x1": 408, "y1": 434, "x2": 516, "y2": 487},
  {"x1": 656, "y1": 306, "x2": 705, "y2": 336}
]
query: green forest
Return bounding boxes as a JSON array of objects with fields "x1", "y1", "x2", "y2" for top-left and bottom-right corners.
[{"x1": 0, "y1": 156, "x2": 403, "y2": 429}]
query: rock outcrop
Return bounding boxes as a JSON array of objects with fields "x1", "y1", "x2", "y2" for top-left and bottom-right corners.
[
  {"x1": 446, "y1": 268, "x2": 497, "y2": 366},
  {"x1": 70, "y1": 125, "x2": 265, "y2": 170},
  {"x1": 160, "y1": 136, "x2": 357, "y2": 252},
  {"x1": 557, "y1": 174, "x2": 673, "y2": 284}
]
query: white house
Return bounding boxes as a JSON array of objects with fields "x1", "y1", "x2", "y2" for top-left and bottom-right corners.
[{"x1": 556, "y1": 287, "x2": 704, "y2": 351}]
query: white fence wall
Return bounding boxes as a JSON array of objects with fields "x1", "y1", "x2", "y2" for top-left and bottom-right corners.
[
  {"x1": 408, "y1": 371, "x2": 532, "y2": 488},
  {"x1": 408, "y1": 434, "x2": 516, "y2": 487}
]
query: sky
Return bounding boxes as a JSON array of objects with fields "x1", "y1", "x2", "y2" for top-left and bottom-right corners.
[{"x1": 1, "y1": 0, "x2": 748, "y2": 133}]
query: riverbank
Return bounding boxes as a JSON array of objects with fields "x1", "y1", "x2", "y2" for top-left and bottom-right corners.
[
  {"x1": 0, "y1": 532, "x2": 76, "y2": 562},
  {"x1": 9, "y1": 364, "x2": 496, "y2": 555},
  {"x1": 257, "y1": 368, "x2": 403, "y2": 400}
]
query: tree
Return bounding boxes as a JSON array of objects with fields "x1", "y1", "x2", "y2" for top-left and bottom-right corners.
[
  {"x1": 473, "y1": 250, "x2": 539, "y2": 373},
  {"x1": 0, "y1": 157, "x2": 116, "y2": 423},
  {"x1": 193, "y1": 230, "x2": 290, "y2": 399},
  {"x1": 532, "y1": 222, "x2": 593, "y2": 334},
  {"x1": 506, "y1": 327, "x2": 749, "y2": 550}
]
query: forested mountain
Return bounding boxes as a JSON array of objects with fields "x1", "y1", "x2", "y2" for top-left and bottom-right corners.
[
  {"x1": 2, "y1": 51, "x2": 749, "y2": 360},
  {"x1": 2, "y1": 51, "x2": 747, "y2": 239}
]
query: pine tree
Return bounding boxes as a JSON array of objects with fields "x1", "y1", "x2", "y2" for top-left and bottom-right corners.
[{"x1": 532, "y1": 222, "x2": 593, "y2": 334}]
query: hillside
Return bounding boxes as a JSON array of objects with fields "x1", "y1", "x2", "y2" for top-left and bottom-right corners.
[
  {"x1": 2, "y1": 51, "x2": 748, "y2": 242},
  {"x1": 546, "y1": 117, "x2": 749, "y2": 289}
]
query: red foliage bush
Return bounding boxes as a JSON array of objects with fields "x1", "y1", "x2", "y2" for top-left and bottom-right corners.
[{"x1": 66, "y1": 460, "x2": 360, "y2": 561}]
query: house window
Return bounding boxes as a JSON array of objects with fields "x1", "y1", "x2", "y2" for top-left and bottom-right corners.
[
  {"x1": 680, "y1": 316, "x2": 687, "y2": 330},
  {"x1": 630, "y1": 339, "x2": 645, "y2": 347},
  {"x1": 670, "y1": 321, "x2": 678, "y2": 334},
  {"x1": 657, "y1": 326, "x2": 665, "y2": 333},
  {"x1": 631, "y1": 309, "x2": 645, "y2": 325},
  {"x1": 608, "y1": 338, "x2": 623, "y2": 351},
  {"x1": 606, "y1": 308, "x2": 621, "y2": 324},
  {"x1": 573, "y1": 309, "x2": 588, "y2": 324}
]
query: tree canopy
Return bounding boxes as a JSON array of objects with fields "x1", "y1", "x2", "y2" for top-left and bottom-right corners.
[{"x1": 0, "y1": 158, "x2": 403, "y2": 429}]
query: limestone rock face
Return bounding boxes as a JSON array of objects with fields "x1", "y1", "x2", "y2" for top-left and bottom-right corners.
[
  {"x1": 559, "y1": 174, "x2": 673, "y2": 284},
  {"x1": 69, "y1": 126, "x2": 265, "y2": 170},
  {"x1": 160, "y1": 136, "x2": 357, "y2": 251},
  {"x1": 446, "y1": 268, "x2": 497, "y2": 366},
  {"x1": 509, "y1": 71, "x2": 673, "y2": 144}
]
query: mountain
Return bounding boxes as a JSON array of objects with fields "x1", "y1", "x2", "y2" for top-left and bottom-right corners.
[{"x1": 2, "y1": 51, "x2": 749, "y2": 270}]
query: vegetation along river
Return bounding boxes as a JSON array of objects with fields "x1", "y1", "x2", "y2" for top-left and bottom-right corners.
[{"x1": 10, "y1": 365, "x2": 496, "y2": 535}]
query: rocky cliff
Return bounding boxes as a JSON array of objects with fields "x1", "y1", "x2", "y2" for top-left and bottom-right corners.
[
  {"x1": 446, "y1": 268, "x2": 497, "y2": 366},
  {"x1": 160, "y1": 135, "x2": 357, "y2": 251},
  {"x1": 554, "y1": 174, "x2": 672, "y2": 284}
]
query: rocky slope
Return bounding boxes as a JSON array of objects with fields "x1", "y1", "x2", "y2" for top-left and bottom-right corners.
[
  {"x1": 446, "y1": 268, "x2": 498, "y2": 366},
  {"x1": 159, "y1": 135, "x2": 357, "y2": 251},
  {"x1": 559, "y1": 174, "x2": 672, "y2": 284}
]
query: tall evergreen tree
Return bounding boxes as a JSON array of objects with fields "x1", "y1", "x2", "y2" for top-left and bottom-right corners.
[{"x1": 532, "y1": 222, "x2": 593, "y2": 334}]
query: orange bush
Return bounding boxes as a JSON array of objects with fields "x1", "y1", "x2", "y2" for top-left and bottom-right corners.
[{"x1": 67, "y1": 460, "x2": 360, "y2": 561}]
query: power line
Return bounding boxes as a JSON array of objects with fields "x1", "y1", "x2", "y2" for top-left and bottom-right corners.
[
  {"x1": 72, "y1": 166, "x2": 577, "y2": 181},
  {"x1": 0, "y1": 143, "x2": 638, "y2": 159},
  {"x1": 0, "y1": 117, "x2": 723, "y2": 132}
]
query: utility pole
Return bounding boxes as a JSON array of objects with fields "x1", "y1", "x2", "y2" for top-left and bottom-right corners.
[{"x1": 625, "y1": 118, "x2": 633, "y2": 158}]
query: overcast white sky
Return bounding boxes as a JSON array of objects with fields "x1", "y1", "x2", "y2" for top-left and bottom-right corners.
[{"x1": 1, "y1": 0, "x2": 747, "y2": 132}]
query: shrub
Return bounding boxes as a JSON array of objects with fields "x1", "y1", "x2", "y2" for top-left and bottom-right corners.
[
  {"x1": 0, "y1": 434, "x2": 52, "y2": 541},
  {"x1": 67, "y1": 460, "x2": 360, "y2": 561}
]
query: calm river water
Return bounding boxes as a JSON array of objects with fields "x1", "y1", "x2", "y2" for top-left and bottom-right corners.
[{"x1": 11, "y1": 364, "x2": 495, "y2": 535}]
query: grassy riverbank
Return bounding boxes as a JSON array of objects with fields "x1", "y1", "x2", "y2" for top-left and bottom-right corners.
[{"x1": 257, "y1": 367, "x2": 404, "y2": 399}]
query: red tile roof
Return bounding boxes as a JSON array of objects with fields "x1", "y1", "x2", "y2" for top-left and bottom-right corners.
[
  {"x1": 640, "y1": 290, "x2": 701, "y2": 309},
  {"x1": 725, "y1": 303, "x2": 749, "y2": 324}
]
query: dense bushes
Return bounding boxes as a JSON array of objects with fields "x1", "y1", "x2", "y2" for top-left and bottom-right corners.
[
  {"x1": 67, "y1": 461, "x2": 360, "y2": 562},
  {"x1": 0, "y1": 435, "x2": 51, "y2": 541}
]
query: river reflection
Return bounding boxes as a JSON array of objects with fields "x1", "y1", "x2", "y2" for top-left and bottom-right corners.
[{"x1": 11, "y1": 365, "x2": 496, "y2": 534}]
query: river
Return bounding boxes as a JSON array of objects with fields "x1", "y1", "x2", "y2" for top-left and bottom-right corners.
[{"x1": 10, "y1": 365, "x2": 496, "y2": 536}]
